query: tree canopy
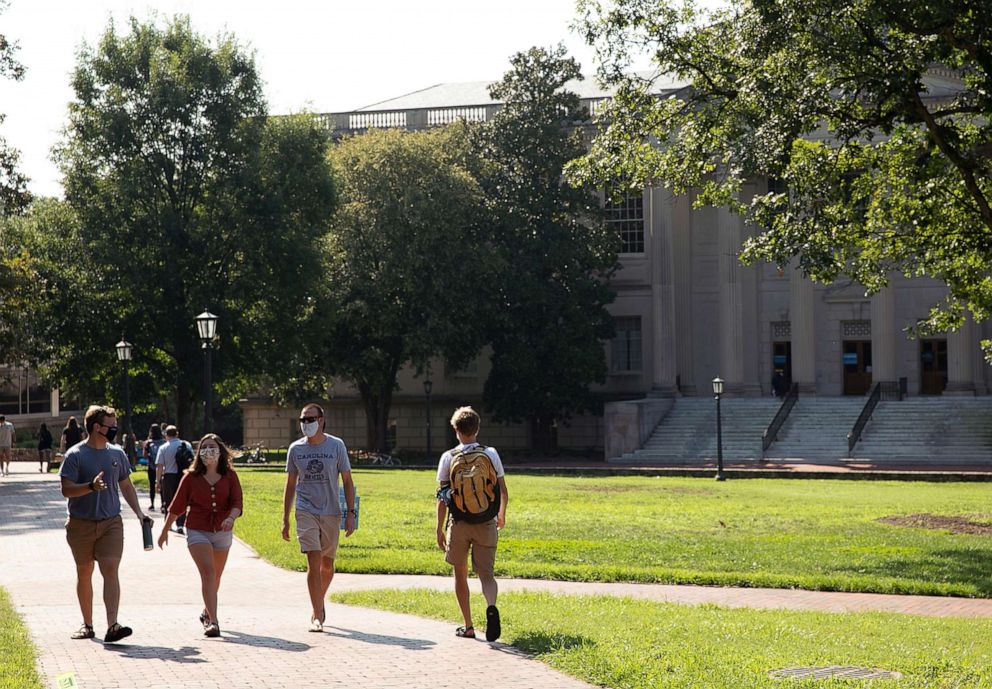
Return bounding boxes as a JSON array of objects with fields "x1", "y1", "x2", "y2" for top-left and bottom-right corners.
[
  {"x1": 477, "y1": 45, "x2": 618, "y2": 450},
  {"x1": 570, "y1": 0, "x2": 992, "y2": 347},
  {"x1": 0, "y1": 1, "x2": 29, "y2": 215},
  {"x1": 43, "y1": 15, "x2": 335, "y2": 432},
  {"x1": 321, "y1": 125, "x2": 490, "y2": 450}
]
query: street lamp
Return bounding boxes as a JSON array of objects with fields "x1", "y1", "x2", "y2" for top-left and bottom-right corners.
[
  {"x1": 115, "y1": 338, "x2": 133, "y2": 460},
  {"x1": 195, "y1": 310, "x2": 218, "y2": 435},
  {"x1": 423, "y1": 377, "x2": 433, "y2": 462},
  {"x1": 712, "y1": 377, "x2": 726, "y2": 481}
]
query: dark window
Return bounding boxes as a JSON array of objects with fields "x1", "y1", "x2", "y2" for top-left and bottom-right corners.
[
  {"x1": 611, "y1": 317, "x2": 642, "y2": 372},
  {"x1": 605, "y1": 190, "x2": 645, "y2": 254}
]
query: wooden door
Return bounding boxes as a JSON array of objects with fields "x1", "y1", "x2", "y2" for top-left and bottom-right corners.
[
  {"x1": 842, "y1": 340, "x2": 872, "y2": 395},
  {"x1": 919, "y1": 339, "x2": 947, "y2": 395}
]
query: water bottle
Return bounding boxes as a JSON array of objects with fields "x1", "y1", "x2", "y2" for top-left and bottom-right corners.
[{"x1": 142, "y1": 517, "x2": 154, "y2": 551}]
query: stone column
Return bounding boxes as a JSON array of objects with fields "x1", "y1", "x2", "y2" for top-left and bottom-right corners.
[
  {"x1": 649, "y1": 186, "x2": 679, "y2": 397},
  {"x1": 789, "y1": 260, "x2": 817, "y2": 393},
  {"x1": 50, "y1": 388, "x2": 60, "y2": 417},
  {"x1": 946, "y1": 314, "x2": 976, "y2": 395},
  {"x1": 870, "y1": 287, "x2": 897, "y2": 384},
  {"x1": 672, "y1": 194, "x2": 695, "y2": 395},
  {"x1": 717, "y1": 206, "x2": 746, "y2": 394}
]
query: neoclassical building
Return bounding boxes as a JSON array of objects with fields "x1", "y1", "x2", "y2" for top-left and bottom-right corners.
[{"x1": 242, "y1": 72, "x2": 991, "y2": 456}]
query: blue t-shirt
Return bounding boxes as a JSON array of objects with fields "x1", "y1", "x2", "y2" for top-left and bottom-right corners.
[
  {"x1": 286, "y1": 434, "x2": 351, "y2": 516},
  {"x1": 59, "y1": 442, "x2": 132, "y2": 520}
]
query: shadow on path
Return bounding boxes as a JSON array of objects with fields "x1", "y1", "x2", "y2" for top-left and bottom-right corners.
[
  {"x1": 220, "y1": 630, "x2": 310, "y2": 652},
  {"x1": 324, "y1": 625, "x2": 435, "y2": 650},
  {"x1": 102, "y1": 643, "x2": 206, "y2": 663},
  {"x1": 0, "y1": 476, "x2": 67, "y2": 535}
]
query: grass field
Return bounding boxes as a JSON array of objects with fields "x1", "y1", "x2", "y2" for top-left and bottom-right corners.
[
  {"x1": 132, "y1": 468, "x2": 992, "y2": 596},
  {"x1": 0, "y1": 588, "x2": 41, "y2": 689},
  {"x1": 331, "y1": 588, "x2": 992, "y2": 689}
]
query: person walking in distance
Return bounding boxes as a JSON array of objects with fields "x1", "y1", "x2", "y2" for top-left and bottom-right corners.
[
  {"x1": 282, "y1": 403, "x2": 356, "y2": 632},
  {"x1": 38, "y1": 422, "x2": 53, "y2": 472},
  {"x1": 156, "y1": 426, "x2": 192, "y2": 534},
  {"x1": 0, "y1": 414, "x2": 14, "y2": 476},
  {"x1": 59, "y1": 405, "x2": 151, "y2": 642},
  {"x1": 436, "y1": 406, "x2": 508, "y2": 641},
  {"x1": 60, "y1": 416, "x2": 85, "y2": 455},
  {"x1": 143, "y1": 424, "x2": 165, "y2": 511},
  {"x1": 158, "y1": 434, "x2": 243, "y2": 638}
]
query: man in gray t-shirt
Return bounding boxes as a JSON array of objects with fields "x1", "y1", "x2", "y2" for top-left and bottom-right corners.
[
  {"x1": 281, "y1": 403, "x2": 356, "y2": 632},
  {"x1": 59, "y1": 405, "x2": 150, "y2": 643}
]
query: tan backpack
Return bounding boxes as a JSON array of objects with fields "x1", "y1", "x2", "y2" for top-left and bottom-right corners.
[{"x1": 445, "y1": 446, "x2": 500, "y2": 523}]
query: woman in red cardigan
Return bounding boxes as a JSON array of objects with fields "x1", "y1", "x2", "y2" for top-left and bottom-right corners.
[{"x1": 158, "y1": 433, "x2": 243, "y2": 638}]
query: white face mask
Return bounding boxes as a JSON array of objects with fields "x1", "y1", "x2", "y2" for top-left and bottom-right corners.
[{"x1": 301, "y1": 421, "x2": 320, "y2": 438}]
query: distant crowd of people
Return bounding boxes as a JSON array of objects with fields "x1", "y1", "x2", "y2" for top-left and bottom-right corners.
[{"x1": 47, "y1": 401, "x2": 507, "y2": 645}]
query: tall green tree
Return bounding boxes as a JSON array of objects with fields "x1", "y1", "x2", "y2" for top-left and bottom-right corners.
[
  {"x1": 0, "y1": 0, "x2": 29, "y2": 214},
  {"x1": 477, "y1": 46, "x2": 618, "y2": 451},
  {"x1": 571, "y1": 0, "x2": 992, "y2": 347},
  {"x1": 49, "y1": 15, "x2": 335, "y2": 432},
  {"x1": 322, "y1": 125, "x2": 489, "y2": 451}
]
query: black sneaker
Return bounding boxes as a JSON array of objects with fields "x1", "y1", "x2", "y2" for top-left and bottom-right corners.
[
  {"x1": 485, "y1": 605, "x2": 501, "y2": 642},
  {"x1": 104, "y1": 623, "x2": 132, "y2": 643}
]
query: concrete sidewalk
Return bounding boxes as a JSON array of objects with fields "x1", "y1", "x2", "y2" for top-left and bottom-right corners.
[
  {"x1": 0, "y1": 467, "x2": 592, "y2": 689},
  {"x1": 2, "y1": 465, "x2": 990, "y2": 689}
]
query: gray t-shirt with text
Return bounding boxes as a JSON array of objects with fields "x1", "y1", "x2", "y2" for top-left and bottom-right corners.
[
  {"x1": 286, "y1": 434, "x2": 351, "y2": 516},
  {"x1": 59, "y1": 442, "x2": 132, "y2": 520}
]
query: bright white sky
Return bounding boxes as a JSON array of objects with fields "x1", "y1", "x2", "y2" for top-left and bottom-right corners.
[{"x1": 0, "y1": 0, "x2": 623, "y2": 198}]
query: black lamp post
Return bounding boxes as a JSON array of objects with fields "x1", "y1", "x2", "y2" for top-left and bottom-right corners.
[
  {"x1": 195, "y1": 310, "x2": 218, "y2": 435},
  {"x1": 712, "y1": 376, "x2": 726, "y2": 481},
  {"x1": 115, "y1": 338, "x2": 133, "y2": 458},
  {"x1": 423, "y1": 378, "x2": 433, "y2": 462}
]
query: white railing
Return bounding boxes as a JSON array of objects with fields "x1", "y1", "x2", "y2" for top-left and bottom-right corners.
[
  {"x1": 348, "y1": 111, "x2": 408, "y2": 130},
  {"x1": 427, "y1": 106, "x2": 488, "y2": 126}
]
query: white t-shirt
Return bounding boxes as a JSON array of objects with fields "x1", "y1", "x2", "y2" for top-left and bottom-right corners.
[
  {"x1": 436, "y1": 442, "x2": 505, "y2": 484},
  {"x1": 0, "y1": 421, "x2": 14, "y2": 448}
]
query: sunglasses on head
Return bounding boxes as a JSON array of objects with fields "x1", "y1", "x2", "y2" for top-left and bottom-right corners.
[{"x1": 299, "y1": 415, "x2": 321, "y2": 424}]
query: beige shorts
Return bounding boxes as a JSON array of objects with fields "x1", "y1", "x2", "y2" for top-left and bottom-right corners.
[
  {"x1": 66, "y1": 515, "x2": 124, "y2": 565},
  {"x1": 445, "y1": 518, "x2": 498, "y2": 575},
  {"x1": 296, "y1": 511, "x2": 341, "y2": 558}
]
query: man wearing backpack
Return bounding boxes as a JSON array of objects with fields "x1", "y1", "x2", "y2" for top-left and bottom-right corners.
[
  {"x1": 155, "y1": 425, "x2": 191, "y2": 534},
  {"x1": 436, "y1": 406, "x2": 508, "y2": 642}
]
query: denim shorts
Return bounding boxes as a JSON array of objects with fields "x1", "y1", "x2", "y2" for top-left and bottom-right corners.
[{"x1": 185, "y1": 528, "x2": 233, "y2": 550}]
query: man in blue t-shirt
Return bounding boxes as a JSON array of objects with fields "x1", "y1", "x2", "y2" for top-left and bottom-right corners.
[
  {"x1": 60, "y1": 405, "x2": 151, "y2": 643},
  {"x1": 281, "y1": 403, "x2": 356, "y2": 632}
]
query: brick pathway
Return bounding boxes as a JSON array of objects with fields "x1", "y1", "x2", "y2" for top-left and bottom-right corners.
[
  {"x1": 2, "y1": 466, "x2": 991, "y2": 689},
  {"x1": 0, "y1": 468, "x2": 592, "y2": 689}
]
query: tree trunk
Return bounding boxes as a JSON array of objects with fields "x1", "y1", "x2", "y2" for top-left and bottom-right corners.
[
  {"x1": 358, "y1": 382, "x2": 393, "y2": 452},
  {"x1": 531, "y1": 413, "x2": 558, "y2": 455}
]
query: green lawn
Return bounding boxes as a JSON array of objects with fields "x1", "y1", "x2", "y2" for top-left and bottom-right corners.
[
  {"x1": 133, "y1": 468, "x2": 992, "y2": 596},
  {"x1": 332, "y1": 589, "x2": 992, "y2": 689},
  {"x1": 0, "y1": 588, "x2": 41, "y2": 689}
]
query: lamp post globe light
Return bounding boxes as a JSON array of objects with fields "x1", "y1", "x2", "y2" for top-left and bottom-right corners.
[
  {"x1": 423, "y1": 378, "x2": 433, "y2": 463},
  {"x1": 115, "y1": 338, "x2": 133, "y2": 461},
  {"x1": 195, "y1": 310, "x2": 218, "y2": 435},
  {"x1": 712, "y1": 376, "x2": 726, "y2": 482}
]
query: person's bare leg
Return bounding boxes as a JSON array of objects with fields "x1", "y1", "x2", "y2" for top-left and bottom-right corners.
[
  {"x1": 96, "y1": 558, "x2": 121, "y2": 627},
  {"x1": 452, "y1": 563, "x2": 472, "y2": 629},
  {"x1": 211, "y1": 548, "x2": 230, "y2": 622},
  {"x1": 305, "y1": 551, "x2": 324, "y2": 621},
  {"x1": 188, "y1": 544, "x2": 218, "y2": 623},
  {"x1": 75, "y1": 561, "x2": 95, "y2": 626},
  {"x1": 320, "y1": 556, "x2": 335, "y2": 601}
]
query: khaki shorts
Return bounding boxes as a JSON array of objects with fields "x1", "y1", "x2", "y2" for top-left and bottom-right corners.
[
  {"x1": 445, "y1": 518, "x2": 498, "y2": 575},
  {"x1": 0, "y1": 447, "x2": 10, "y2": 460},
  {"x1": 296, "y1": 511, "x2": 341, "y2": 558},
  {"x1": 66, "y1": 515, "x2": 124, "y2": 565}
]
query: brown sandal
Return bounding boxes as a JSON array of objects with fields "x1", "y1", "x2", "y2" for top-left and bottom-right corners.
[
  {"x1": 455, "y1": 626, "x2": 475, "y2": 638},
  {"x1": 71, "y1": 623, "x2": 94, "y2": 640}
]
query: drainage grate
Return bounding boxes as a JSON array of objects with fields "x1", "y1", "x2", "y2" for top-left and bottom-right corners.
[{"x1": 770, "y1": 666, "x2": 903, "y2": 681}]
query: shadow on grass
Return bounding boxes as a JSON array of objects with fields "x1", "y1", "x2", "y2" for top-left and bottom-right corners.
[
  {"x1": 836, "y1": 548, "x2": 992, "y2": 597},
  {"x1": 511, "y1": 630, "x2": 591, "y2": 655}
]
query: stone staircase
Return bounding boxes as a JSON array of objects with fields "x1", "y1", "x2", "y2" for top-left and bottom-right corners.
[
  {"x1": 616, "y1": 398, "x2": 780, "y2": 464},
  {"x1": 615, "y1": 395, "x2": 992, "y2": 466},
  {"x1": 852, "y1": 397, "x2": 992, "y2": 464}
]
